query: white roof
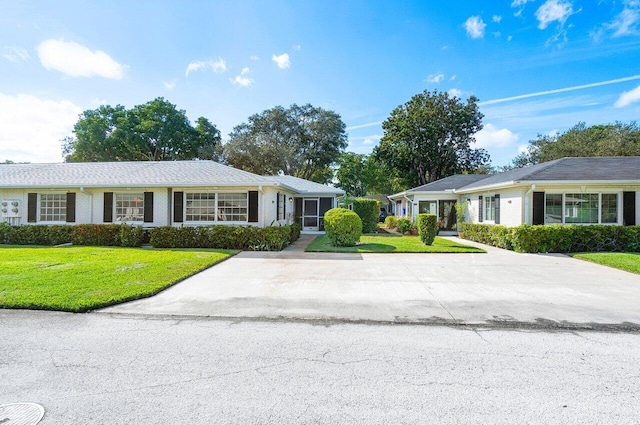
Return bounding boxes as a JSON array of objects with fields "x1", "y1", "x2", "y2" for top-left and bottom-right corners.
[{"x1": 0, "y1": 161, "x2": 336, "y2": 193}]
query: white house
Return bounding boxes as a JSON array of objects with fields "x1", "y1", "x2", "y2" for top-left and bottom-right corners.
[
  {"x1": 0, "y1": 161, "x2": 344, "y2": 232},
  {"x1": 389, "y1": 157, "x2": 640, "y2": 232}
]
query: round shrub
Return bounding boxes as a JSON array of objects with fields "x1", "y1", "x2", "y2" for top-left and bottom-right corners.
[{"x1": 324, "y1": 208, "x2": 362, "y2": 247}]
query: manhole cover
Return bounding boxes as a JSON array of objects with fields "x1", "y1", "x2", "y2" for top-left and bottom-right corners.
[{"x1": 0, "y1": 403, "x2": 44, "y2": 425}]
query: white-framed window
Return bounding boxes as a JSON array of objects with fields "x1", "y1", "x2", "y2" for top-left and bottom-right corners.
[
  {"x1": 186, "y1": 192, "x2": 216, "y2": 222},
  {"x1": 217, "y1": 193, "x2": 248, "y2": 222},
  {"x1": 39, "y1": 193, "x2": 66, "y2": 222},
  {"x1": 484, "y1": 196, "x2": 495, "y2": 222},
  {"x1": 544, "y1": 192, "x2": 618, "y2": 225},
  {"x1": 115, "y1": 193, "x2": 144, "y2": 222}
]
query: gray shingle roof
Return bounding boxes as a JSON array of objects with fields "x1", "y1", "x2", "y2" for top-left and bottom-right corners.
[
  {"x1": 459, "y1": 157, "x2": 640, "y2": 191},
  {"x1": 0, "y1": 161, "x2": 281, "y2": 188},
  {"x1": 264, "y1": 175, "x2": 345, "y2": 195},
  {"x1": 407, "y1": 174, "x2": 489, "y2": 193}
]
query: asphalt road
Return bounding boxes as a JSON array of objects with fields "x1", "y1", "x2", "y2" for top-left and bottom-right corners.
[{"x1": 2, "y1": 310, "x2": 640, "y2": 424}]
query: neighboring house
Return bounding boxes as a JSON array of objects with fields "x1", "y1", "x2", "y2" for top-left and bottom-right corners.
[
  {"x1": 389, "y1": 157, "x2": 640, "y2": 232},
  {"x1": 0, "y1": 161, "x2": 344, "y2": 232}
]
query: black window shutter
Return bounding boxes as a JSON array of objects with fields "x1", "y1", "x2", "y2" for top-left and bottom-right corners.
[
  {"x1": 623, "y1": 192, "x2": 636, "y2": 226},
  {"x1": 532, "y1": 192, "x2": 544, "y2": 225},
  {"x1": 144, "y1": 192, "x2": 154, "y2": 223},
  {"x1": 173, "y1": 191, "x2": 184, "y2": 223},
  {"x1": 494, "y1": 194, "x2": 500, "y2": 224},
  {"x1": 66, "y1": 193, "x2": 76, "y2": 223},
  {"x1": 294, "y1": 198, "x2": 302, "y2": 225},
  {"x1": 103, "y1": 192, "x2": 113, "y2": 223},
  {"x1": 248, "y1": 191, "x2": 259, "y2": 223},
  {"x1": 478, "y1": 196, "x2": 483, "y2": 223},
  {"x1": 276, "y1": 192, "x2": 280, "y2": 220},
  {"x1": 283, "y1": 195, "x2": 286, "y2": 218},
  {"x1": 27, "y1": 193, "x2": 37, "y2": 223}
]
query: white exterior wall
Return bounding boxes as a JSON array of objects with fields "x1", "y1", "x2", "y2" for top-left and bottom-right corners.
[
  {"x1": 464, "y1": 188, "x2": 523, "y2": 227},
  {"x1": 0, "y1": 189, "x2": 28, "y2": 225},
  {"x1": 261, "y1": 187, "x2": 296, "y2": 226}
]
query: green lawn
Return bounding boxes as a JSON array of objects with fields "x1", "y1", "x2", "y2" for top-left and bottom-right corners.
[
  {"x1": 571, "y1": 252, "x2": 640, "y2": 275},
  {"x1": 306, "y1": 234, "x2": 485, "y2": 253},
  {"x1": 0, "y1": 246, "x2": 236, "y2": 312}
]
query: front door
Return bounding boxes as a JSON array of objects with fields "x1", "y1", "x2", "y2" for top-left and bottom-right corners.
[
  {"x1": 303, "y1": 198, "x2": 319, "y2": 231},
  {"x1": 439, "y1": 200, "x2": 457, "y2": 231}
]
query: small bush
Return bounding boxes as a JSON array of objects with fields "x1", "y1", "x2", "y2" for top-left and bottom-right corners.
[
  {"x1": 384, "y1": 215, "x2": 398, "y2": 230},
  {"x1": 324, "y1": 208, "x2": 362, "y2": 247},
  {"x1": 0, "y1": 222, "x2": 10, "y2": 244},
  {"x1": 352, "y1": 198, "x2": 379, "y2": 233},
  {"x1": 71, "y1": 224, "x2": 122, "y2": 246},
  {"x1": 417, "y1": 214, "x2": 437, "y2": 245},
  {"x1": 397, "y1": 218, "x2": 414, "y2": 234},
  {"x1": 119, "y1": 224, "x2": 145, "y2": 247}
]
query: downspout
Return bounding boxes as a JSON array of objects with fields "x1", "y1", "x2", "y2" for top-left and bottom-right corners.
[
  {"x1": 524, "y1": 184, "x2": 536, "y2": 225},
  {"x1": 403, "y1": 195, "x2": 413, "y2": 219}
]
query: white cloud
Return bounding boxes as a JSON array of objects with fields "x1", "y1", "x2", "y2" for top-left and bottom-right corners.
[
  {"x1": 448, "y1": 88, "x2": 462, "y2": 98},
  {"x1": 450, "y1": 75, "x2": 457, "y2": 81},
  {"x1": 493, "y1": 15, "x2": 503, "y2": 23},
  {"x1": 474, "y1": 123, "x2": 519, "y2": 149},
  {"x1": 0, "y1": 93, "x2": 82, "y2": 163},
  {"x1": 250, "y1": 55, "x2": 259, "y2": 61},
  {"x1": 231, "y1": 67, "x2": 253, "y2": 87},
  {"x1": 2, "y1": 46, "x2": 30, "y2": 62},
  {"x1": 37, "y1": 39, "x2": 125, "y2": 79},
  {"x1": 615, "y1": 84, "x2": 640, "y2": 107},
  {"x1": 163, "y1": 81, "x2": 176, "y2": 90},
  {"x1": 535, "y1": 0, "x2": 573, "y2": 30},
  {"x1": 609, "y1": 8, "x2": 639, "y2": 37},
  {"x1": 363, "y1": 138, "x2": 374, "y2": 145},
  {"x1": 427, "y1": 73, "x2": 445, "y2": 83},
  {"x1": 516, "y1": 144, "x2": 530, "y2": 154},
  {"x1": 185, "y1": 58, "x2": 227, "y2": 76},
  {"x1": 272, "y1": 53, "x2": 291, "y2": 69},
  {"x1": 292, "y1": 44, "x2": 301, "y2": 51},
  {"x1": 464, "y1": 16, "x2": 486, "y2": 38},
  {"x1": 511, "y1": 0, "x2": 533, "y2": 6}
]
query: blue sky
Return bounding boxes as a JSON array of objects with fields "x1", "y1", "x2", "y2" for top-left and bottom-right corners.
[{"x1": 2, "y1": 0, "x2": 640, "y2": 167}]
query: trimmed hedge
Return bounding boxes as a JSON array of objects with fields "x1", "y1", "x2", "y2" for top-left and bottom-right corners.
[
  {"x1": 324, "y1": 208, "x2": 362, "y2": 247},
  {"x1": 0, "y1": 223, "x2": 299, "y2": 250},
  {"x1": 353, "y1": 198, "x2": 379, "y2": 233},
  {"x1": 460, "y1": 223, "x2": 640, "y2": 253},
  {"x1": 417, "y1": 214, "x2": 437, "y2": 245},
  {"x1": 149, "y1": 224, "x2": 299, "y2": 251}
]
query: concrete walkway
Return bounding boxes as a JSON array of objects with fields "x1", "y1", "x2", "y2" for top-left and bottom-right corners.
[{"x1": 101, "y1": 237, "x2": 640, "y2": 330}]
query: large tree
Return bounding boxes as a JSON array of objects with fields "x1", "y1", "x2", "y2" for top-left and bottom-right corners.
[
  {"x1": 512, "y1": 121, "x2": 640, "y2": 168},
  {"x1": 374, "y1": 90, "x2": 488, "y2": 186},
  {"x1": 62, "y1": 98, "x2": 221, "y2": 162},
  {"x1": 335, "y1": 152, "x2": 405, "y2": 196},
  {"x1": 223, "y1": 104, "x2": 348, "y2": 183}
]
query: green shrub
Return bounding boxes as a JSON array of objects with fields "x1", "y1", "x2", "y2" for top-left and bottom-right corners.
[
  {"x1": 384, "y1": 215, "x2": 398, "y2": 230},
  {"x1": 459, "y1": 223, "x2": 640, "y2": 253},
  {"x1": 352, "y1": 198, "x2": 379, "y2": 233},
  {"x1": 149, "y1": 224, "x2": 298, "y2": 250},
  {"x1": 0, "y1": 222, "x2": 10, "y2": 244},
  {"x1": 289, "y1": 223, "x2": 301, "y2": 243},
  {"x1": 6, "y1": 225, "x2": 73, "y2": 245},
  {"x1": 397, "y1": 218, "x2": 414, "y2": 234},
  {"x1": 324, "y1": 208, "x2": 362, "y2": 247},
  {"x1": 417, "y1": 214, "x2": 437, "y2": 245},
  {"x1": 119, "y1": 224, "x2": 145, "y2": 247},
  {"x1": 71, "y1": 224, "x2": 122, "y2": 246}
]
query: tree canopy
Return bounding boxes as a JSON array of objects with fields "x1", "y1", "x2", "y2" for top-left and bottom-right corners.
[
  {"x1": 335, "y1": 152, "x2": 405, "y2": 196},
  {"x1": 62, "y1": 98, "x2": 222, "y2": 162},
  {"x1": 223, "y1": 104, "x2": 348, "y2": 183},
  {"x1": 511, "y1": 121, "x2": 640, "y2": 168},
  {"x1": 374, "y1": 90, "x2": 488, "y2": 187}
]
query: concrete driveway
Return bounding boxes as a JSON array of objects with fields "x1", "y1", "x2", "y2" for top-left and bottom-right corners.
[{"x1": 101, "y1": 237, "x2": 640, "y2": 329}]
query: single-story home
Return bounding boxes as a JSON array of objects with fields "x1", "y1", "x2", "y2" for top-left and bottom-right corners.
[
  {"x1": 389, "y1": 157, "x2": 640, "y2": 233},
  {"x1": 0, "y1": 161, "x2": 344, "y2": 232}
]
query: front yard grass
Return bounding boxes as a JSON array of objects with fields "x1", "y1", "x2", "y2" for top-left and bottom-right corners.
[
  {"x1": 570, "y1": 252, "x2": 640, "y2": 275},
  {"x1": 306, "y1": 234, "x2": 485, "y2": 253},
  {"x1": 0, "y1": 246, "x2": 236, "y2": 312}
]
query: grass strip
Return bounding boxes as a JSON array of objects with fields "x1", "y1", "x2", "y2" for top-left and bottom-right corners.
[
  {"x1": 306, "y1": 234, "x2": 485, "y2": 253},
  {"x1": 571, "y1": 252, "x2": 640, "y2": 275},
  {"x1": 0, "y1": 246, "x2": 236, "y2": 312}
]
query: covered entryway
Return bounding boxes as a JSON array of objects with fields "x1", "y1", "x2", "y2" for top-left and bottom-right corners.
[{"x1": 295, "y1": 197, "x2": 334, "y2": 231}]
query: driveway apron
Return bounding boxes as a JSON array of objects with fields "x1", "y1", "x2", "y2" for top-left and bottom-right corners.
[{"x1": 101, "y1": 237, "x2": 640, "y2": 328}]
